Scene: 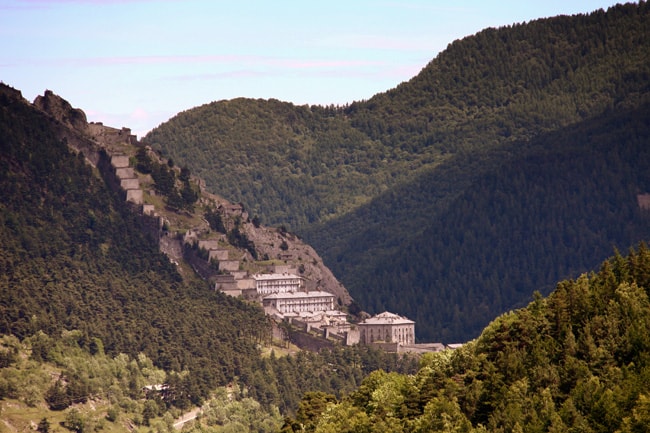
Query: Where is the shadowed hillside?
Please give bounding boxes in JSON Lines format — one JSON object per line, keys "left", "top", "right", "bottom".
{"left": 307, "top": 104, "right": 650, "bottom": 342}
{"left": 146, "top": 2, "right": 650, "bottom": 342}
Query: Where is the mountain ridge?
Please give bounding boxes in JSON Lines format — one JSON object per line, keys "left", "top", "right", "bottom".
{"left": 6, "top": 84, "right": 352, "bottom": 305}
{"left": 145, "top": 1, "right": 650, "bottom": 342}
{"left": 313, "top": 103, "right": 650, "bottom": 341}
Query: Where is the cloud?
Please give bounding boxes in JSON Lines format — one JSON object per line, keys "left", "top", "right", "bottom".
{"left": 280, "top": 59, "right": 385, "bottom": 69}
{"left": 341, "top": 34, "right": 437, "bottom": 52}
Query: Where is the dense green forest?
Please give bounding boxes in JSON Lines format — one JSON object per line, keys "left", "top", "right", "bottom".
{"left": 0, "top": 85, "right": 418, "bottom": 425}
{"left": 146, "top": 2, "right": 650, "bottom": 342}
{"left": 146, "top": 1, "right": 650, "bottom": 231}
{"left": 145, "top": 98, "right": 392, "bottom": 228}
{"left": 281, "top": 245, "right": 650, "bottom": 432}
{"left": 0, "top": 85, "right": 264, "bottom": 405}
{"left": 308, "top": 104, "right": 650, "bottom": 342}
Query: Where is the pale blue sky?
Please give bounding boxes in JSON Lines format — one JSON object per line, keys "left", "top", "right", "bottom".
{"left": 2, "top": 0, "right": 619, "bottom": 137}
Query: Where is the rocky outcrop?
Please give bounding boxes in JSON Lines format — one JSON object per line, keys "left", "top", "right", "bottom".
{"left": 0, "top": 82, "right": 24, "bottom": 102}
{"left": 33, "top": 90, "right": 88, "bottom": 132}
{"left": 243, "top": 223, "right": 352, "bottom": 305}
{"left": 26, "top": 89, "right": 106, "bottom": 167}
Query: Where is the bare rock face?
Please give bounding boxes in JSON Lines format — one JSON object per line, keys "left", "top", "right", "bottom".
{"left": 244, "top": 222, "right": 353, "bottom": 305}
{"left": 33, "top": 90, "right": 88, "bottom": 132}
{"left": 0, "top": 83, "right": 24, "bottom": 102}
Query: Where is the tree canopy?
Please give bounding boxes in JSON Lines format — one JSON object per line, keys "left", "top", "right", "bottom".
{"left": 283, "top": 244, "right": 650, "bottom": 432}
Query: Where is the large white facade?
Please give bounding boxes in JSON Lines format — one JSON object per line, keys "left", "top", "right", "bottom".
{"left": 253, "top": 273, "right": 304, "bottom": 295}
{"left": 262, "top": 291, "right": 335, "bottom": 314}
{"left": 358, "top": 311, "right": 415, "bottom": 345}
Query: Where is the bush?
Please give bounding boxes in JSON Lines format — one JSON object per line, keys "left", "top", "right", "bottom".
{"left": 37, "top": 418, "right": 50, "bottom": 433}
{"left": 106, "top": 406, "right": 119, "bottom": 422}
{"left": 64, "top": 408, "right": 85, "bottom": 433}
{"left": 45, "top": 379, "right": 71, "bottom": 411}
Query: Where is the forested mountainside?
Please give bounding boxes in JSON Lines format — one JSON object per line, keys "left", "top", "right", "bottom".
{"left": 146, "top": 98, "right": 389, "bottom": 229}
{"left": 146, "top": 2, "right": 650, "bottom": 342}
{"left": 0, "top": 84, "right": 265, "bottom": 400}
{"left": 307, "top": 103, "right": 650, "bottom": 342}
{"left": 281, "top": 245, "right": 650, "bottom": 432}
{"left": 0, "top": 85, "right": 418, "bottom": 429}
{"left": 343, "top": 2, "right": 650, "bottom": 152}
{"left": 147, "top": 2, "right": 650, "bottom": 232}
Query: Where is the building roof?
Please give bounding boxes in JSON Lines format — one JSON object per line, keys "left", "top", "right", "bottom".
{"left": 359, "top": 311, "right": 414, "bottom": 326}
{"left": 253, "top": 273, "right": 303, "bottom": 281}
{"left": 263, "top": 290, "right": 334, "bottom": 300}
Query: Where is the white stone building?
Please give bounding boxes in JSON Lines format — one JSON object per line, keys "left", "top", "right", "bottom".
{"left": 253, "top": 272, "right": 304, "bottom": 295}
{"left": 262, "top": 290, "right": 335, "bottom": 314}
{"left": 358, "top": 311, "right": 415, "bottom": 346}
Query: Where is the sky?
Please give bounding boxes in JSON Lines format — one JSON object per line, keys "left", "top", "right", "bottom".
{"left": 2, "top": 0, "right": 620, "bottom": 138}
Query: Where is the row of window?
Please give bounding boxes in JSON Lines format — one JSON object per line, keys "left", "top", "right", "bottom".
{"left": 257, "top": 281, "right": 303, "bottom": 294}
{"left": 362, "top": 326, "right": 414, "bottom": 344}
{"left": 275, "top": 300, "right": 333, "bottom": 312}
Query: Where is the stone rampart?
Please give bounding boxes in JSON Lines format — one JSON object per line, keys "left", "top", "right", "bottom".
{"left": 208, "top": 249, "right": 229, "bottom": 262}
{"left": 288, "top": 328, "right": 335, "bottom": 352}
{"left": 121, "top": 178, "right": 140, "bottom": 190}
{"left": 183, "top": 247, "right": 219, "bottom": 281}
{"left": 198, "top": 240, "right": 221, "bottom": 250}
{"left": 143, "top": 204, "right": 155, "bottom": 215}
{"left": 115, "top": 167, "right": 135, "bottom": 179}
{"left": 126, "top": 189, "right": 143, "bottom": 205}
{"left": 111, "top": 154, "right": 130, "bottom": 168}
{"left": 219, "top": 260, "right": 240, "bottom": 272}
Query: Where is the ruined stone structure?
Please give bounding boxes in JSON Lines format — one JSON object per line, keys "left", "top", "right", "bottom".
{"left": 219, "top": 260, "right": 241, "bottom": 272}
{"left": 88, "top": 122, "right": 137, "bottom": 145}
{"left": 18, "top": 86, "right": 353, "bottom": 318}
{"left": 208, "top": 249, "right": 229, "bottom": 262}
{"left": 198, "top": 240, "right": 220, "bottom": 250}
